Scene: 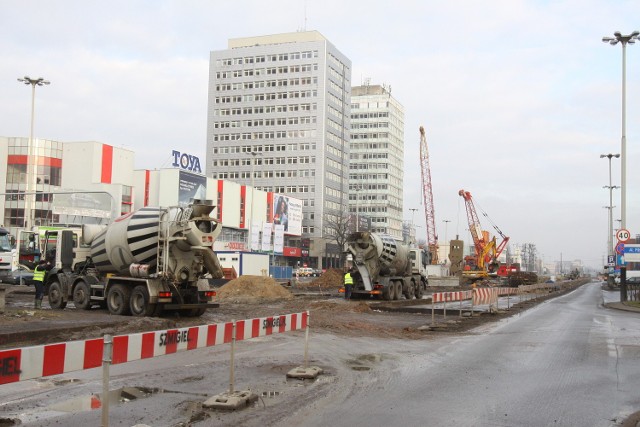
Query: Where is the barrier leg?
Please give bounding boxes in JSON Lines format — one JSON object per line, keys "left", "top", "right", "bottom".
{"left": 459, "top": 299, "right": 462, "bottom": 318}
{"left": 229, "top": 320, "right": 236, "bottom": 394}
{"left": 303, "top": 311, "right": 310, "bottom": 369}
{"left": 286, "top": 311, "right": 323, "bottom": 380}
{"left": 470, "top": 290, "right": 474, "bottom": 317}
{"left": 432, "top": 300, "right": 435, "bottom": 323}
{"left": 443, "top": 301, "right": 447, "bottom": 319}
{"left": 101, "top": 334, "right": 113, "bottom": 427}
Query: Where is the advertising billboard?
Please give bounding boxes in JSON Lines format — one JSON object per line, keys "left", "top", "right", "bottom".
{"left": 178, "top": 170, "right": 207, "bottom": 206}
{"left": 272, "top": 193, "right": 302, "bottom": 236}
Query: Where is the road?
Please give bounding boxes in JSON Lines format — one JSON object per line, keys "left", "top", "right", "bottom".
{"left": 1, "top": 281, "right": 638, "bottom": 426}
{"left": 290, "top": 282, "right": 640, "bottom": 427}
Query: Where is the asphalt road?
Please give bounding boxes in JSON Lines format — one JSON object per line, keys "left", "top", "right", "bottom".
{"left": 290, "top": 282, "right": 640, "bottom": 427}
{"left": 1, "top": 281, "right": 638, "bottom": 426}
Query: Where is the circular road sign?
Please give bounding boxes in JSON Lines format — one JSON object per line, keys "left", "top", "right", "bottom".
{"left": 616, "top": 242, "right": 625, "bottom": 255}
{"left": 616, "top": 229, "right": 631, "bottom": 243}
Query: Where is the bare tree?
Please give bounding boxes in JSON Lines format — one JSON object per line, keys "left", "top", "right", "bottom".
{"left": 323, "top": 210, "right": 354, "bottom": 268}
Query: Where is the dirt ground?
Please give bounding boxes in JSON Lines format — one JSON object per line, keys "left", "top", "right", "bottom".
{"left": 0, "top": 272, "right": 589, "bottom": 350}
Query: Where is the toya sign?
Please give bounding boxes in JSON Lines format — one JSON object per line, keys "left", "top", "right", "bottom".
{"left": 172, "top": 150, "right": 202, "bottom": 173}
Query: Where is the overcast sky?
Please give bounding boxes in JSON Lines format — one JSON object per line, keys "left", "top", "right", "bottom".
{"left": 2, "top": 0, "right": 639, "bottom": 269}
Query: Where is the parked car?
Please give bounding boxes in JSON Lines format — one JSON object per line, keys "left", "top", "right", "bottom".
{"left": 294, "top": 267, "right": 318, "bottom": 277}
{"left": 0, "top": 266, "right": 35, "bottom": 286}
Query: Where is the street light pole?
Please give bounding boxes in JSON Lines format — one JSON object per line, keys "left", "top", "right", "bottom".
{"left": 602, "top": 31, "right": 638, "bottom": 230}
{"left": 18, "top": 76, "right": 50, "bottom": 228}
{"left": 409, "top": 208, "right": 418, "bottom": 245}
{"left": 601, "top": 153, "right": 620, "bottom": 259}
{"left": 442, "top": 219, "right": 451, "bottom": 244}
{"left": 249, "top": 151, "right": 261, "bottom": 250}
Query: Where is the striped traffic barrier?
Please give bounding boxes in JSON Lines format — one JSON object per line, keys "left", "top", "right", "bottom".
{"left": 431, "top": 290, "right": 473, "bottom": 321}
{"left": 0, "top": 311, "right": 310, "bottom": 426}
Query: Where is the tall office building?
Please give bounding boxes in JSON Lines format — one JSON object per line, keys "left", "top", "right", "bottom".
{"left": 350, "top": 84, "right": 405, "bottom": 239}
{"left": 206, "top": 31, "right": 352, "bottom": 269}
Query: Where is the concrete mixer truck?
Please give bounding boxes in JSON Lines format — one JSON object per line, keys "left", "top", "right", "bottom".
{"left": 42, "top": 199, "right": 224, "bottom": 317}
{"left": 346, "top": 231, "right": 428, "bottom": 300}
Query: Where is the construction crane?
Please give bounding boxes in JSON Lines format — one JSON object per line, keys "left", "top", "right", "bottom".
{"left": 458, "top": 189, "right": 509, "bottom": 280}
{"left": 419, "top": 126, "right": 438, "bottom": 264}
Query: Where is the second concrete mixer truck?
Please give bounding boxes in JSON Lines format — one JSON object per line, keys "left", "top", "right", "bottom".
{"left": 42, "top": 199, "right": 224, "bottom": 317}
{"left": 346, "top": 231, "right": 429, "bottom": 300}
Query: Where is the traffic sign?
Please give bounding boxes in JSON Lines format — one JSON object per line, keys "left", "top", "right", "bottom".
{"left": 616, "top": 228, "right": 631, "bottom": 243}
{"left": 616, "top": 242, "right": 625, "bottom": 255}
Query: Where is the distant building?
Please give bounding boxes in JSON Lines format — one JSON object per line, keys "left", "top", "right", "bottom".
{"left": 206, "top": 30, "right": 352, "bottom": 269}
{"left": 350, "top": 84, "right": 404, "bottom": 239}
{"left": 0, "top": 137, "right": 132, "bottom": 234}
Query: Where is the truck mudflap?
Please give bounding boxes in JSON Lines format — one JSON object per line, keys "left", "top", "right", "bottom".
{"left": 162, "top": 303, "right": 220, "bottom": 310}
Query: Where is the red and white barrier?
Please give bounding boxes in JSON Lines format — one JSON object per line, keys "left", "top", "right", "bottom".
{"left": 431, "top": 290, "right": 473, "bottom": 303}
{"left": 0, "top": 312, "right": 308, "bottom": 386}
{"left": 472, "top": 288, "right": 498, "bottom": 306}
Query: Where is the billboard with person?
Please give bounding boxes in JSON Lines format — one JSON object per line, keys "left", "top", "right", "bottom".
{"left": 272, "top": 194, "right": 302, "bottom": 236}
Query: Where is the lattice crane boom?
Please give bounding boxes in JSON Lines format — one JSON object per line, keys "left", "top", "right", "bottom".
{"left": 419, "top": 126, "right": 438, "bottom": 264}
{"left": 458, "top": 189, "right": 510, "bottom": 263}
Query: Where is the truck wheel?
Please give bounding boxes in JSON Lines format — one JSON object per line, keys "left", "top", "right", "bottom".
{"left": 130, "top": 285, "right": 156, "bottom": 317}
{"left": 48, "top": 281, "right": 67, "bottom": 310}
{"left": 73, "top": 281, "right": 92, "bottom": 310}
{"left": 107, "top": 284, "right": 131, "bottom": 316}
{"left": 404, "top": 283, "right": 415, "bottom": 300}
{"left": 415, "top": 282, "right": 424, "bottom": 299}
{"left": 188, "top": 308, "right": 206, "bottom": 317}
{"left": 382, "top": 286, "right": 392, "bottom": 301}
{"left": 394, "top": 282, "right": 402, "bottom": 300}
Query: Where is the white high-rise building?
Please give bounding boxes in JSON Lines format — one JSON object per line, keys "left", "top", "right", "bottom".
{"left": 206, "top": 31, "right": 352, "bottom": 269}
{"left": 350, "top": 84, "right": 405, "bottom": 239}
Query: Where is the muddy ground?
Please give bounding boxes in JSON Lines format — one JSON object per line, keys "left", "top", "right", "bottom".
{"left": 0, "top": 272, "right": 590, "bottom": 350}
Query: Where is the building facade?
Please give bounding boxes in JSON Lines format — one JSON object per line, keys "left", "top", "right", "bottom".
{"left": 206, "top": 30, "right": 352, "bottom": 269}
{"left": 0, "top": 137, "right": 133, "bottom": 235}
{"left": 350, "top": 84, "right": 405, "bottom": 239}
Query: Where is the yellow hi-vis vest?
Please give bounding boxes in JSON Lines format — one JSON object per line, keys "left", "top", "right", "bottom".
{"left": 344, "top": 272, "right": 353, "bottom": 285}
{"left": 33, "top": 266, "right": 46, "bottom": 282}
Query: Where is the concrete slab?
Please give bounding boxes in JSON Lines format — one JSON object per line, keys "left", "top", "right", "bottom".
{"left": 203, "top": 390, "right": 258, "bottom": 410}
{"left": 286, "top": 365, "right": 323, "bottom": 379}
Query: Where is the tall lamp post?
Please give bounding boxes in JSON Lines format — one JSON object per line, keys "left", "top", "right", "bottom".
{"left": 409, "top": 208, "right": 418, "bottom": 244}
{"left": 601, "top": 153, "right": 620, "bottom": 259}
{"left": 442, "top": 219, "right": 451, "bottom": 244}
{"left": 18, "top": 76, "right": 50, "bottom": 228}
{"left": 249, "top": 151, "right": 261, "bottom": 250}
{"left": 602, "top": 31, "right": 638, "bottom": 230}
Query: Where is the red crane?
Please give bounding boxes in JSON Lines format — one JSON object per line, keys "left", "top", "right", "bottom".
{"left": 419, "top": 126, "right": 438, "bottom": 264}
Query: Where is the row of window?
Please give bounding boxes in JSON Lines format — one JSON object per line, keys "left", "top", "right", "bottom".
{"left": 216, "top": 51, "right": 318, "bottom": 67}
{"left": 213, "top": 129, "right": 316, "bottom": 141}
{"left": 3, "top": 208, "right": 59, "bottom": 228}
{"left": 216, "top": 103, "right": 317, "bottom": 116}
{"left": 5, "top": 139, "right": 64, "bottom": 158}
{"left": 351, "top": 122, "right": 390, "bottom": 129}
{"left": 214, "top": 90, "right": 319, "bottom": 104}
{"left": 213, "top": 156, "right": 316, "bottom": 167}
{"left": 351, "top": 112, "right": 390, "bottom": 119}
{"left": 212, "top": 143, "right": 317, "bottom": 154}
{"left": 349, "top": 163, "right": 389, "bottom": 170}
{"left": 6, "top": 164, "right": 62, "bottom": 186}
{"left": 215, "top": 77, "right": 317, "bottom": 92}
{"left": 212, "top": 116, "right": 317, "bottom": 129}
{"left": 215, "top": 63, "right": 317, "bottom": 79}
{"left": 351, "top": 133, "right": 390, "bottom": 140}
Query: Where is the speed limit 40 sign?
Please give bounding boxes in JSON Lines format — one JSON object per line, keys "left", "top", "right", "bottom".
{"left": 616, "top": 228, "right": 631, "bottom": 243}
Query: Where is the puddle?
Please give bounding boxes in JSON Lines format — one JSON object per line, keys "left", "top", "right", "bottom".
{"left": 47, "top": 386, "right": 159, "bottom": 412}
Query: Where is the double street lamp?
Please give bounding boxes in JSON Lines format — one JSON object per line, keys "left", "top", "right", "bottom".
{"left": 17, "top": 76, "right": 50, "bottom": 228}
{"left": 602, "top": 31, "right": 639, "bottom": 230}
